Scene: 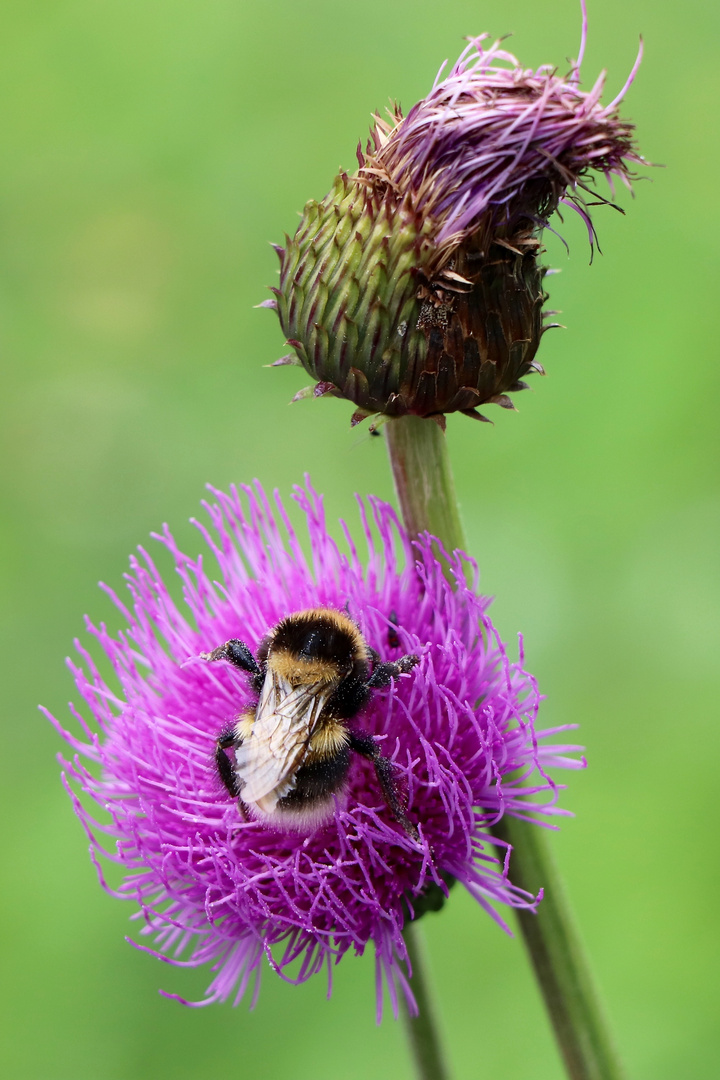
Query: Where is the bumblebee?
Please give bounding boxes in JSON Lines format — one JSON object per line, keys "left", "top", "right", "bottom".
{"left": 204, "top": 608, "right": 420, "bottom": 838}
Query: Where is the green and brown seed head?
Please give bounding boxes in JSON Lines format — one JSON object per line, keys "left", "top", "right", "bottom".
{"left": 266, "top": 34, "right": 643, "bottom": 427}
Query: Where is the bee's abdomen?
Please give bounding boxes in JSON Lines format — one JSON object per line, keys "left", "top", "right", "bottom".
{"left": 277, "top": 745, "right": 351, "bottom": 808}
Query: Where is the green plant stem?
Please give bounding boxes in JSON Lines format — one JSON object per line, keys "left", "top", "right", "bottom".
{"left": 385, "top": 414, "right": 625, "bottom": 1080}
{"left": 384, "top": 415, "right": 465, "bottom": 550}
{"left": 491, "top": 815, "right": 624, "bottom": 1080}
{"left": 401, "top": 921, "right": 451, "bottom": 1080}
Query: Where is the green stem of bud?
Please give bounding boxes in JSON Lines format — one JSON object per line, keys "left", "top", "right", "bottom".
{"left": 384, "top": 416, "right": 465, "bottom": 577}
{"left": 385, "top": 414, "right": 625, "bottom": 1080}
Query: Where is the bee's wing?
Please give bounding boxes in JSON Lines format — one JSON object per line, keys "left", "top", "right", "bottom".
{"left": 235, "top": 672, "right": 333, "bottom": 805}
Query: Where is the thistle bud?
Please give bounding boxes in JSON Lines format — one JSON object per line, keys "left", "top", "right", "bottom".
{"left": 270, "top": 23, "right": 643, "bottom": 424}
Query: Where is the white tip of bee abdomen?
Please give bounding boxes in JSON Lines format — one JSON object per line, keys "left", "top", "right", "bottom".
{"left": 245, "top": 791, "right": 347, "bottom": 833}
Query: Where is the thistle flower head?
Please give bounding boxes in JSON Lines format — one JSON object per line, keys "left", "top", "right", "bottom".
{"left": 363, "top": 32, "right": 640, "bottom": 257}
{"left": 46, "top": 482, "right": 583, "bottom": 1015}
{"left": 270, "top": 10, "right": 643, "bottom": 425}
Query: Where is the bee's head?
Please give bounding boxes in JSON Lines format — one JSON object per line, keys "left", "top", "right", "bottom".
{"left": 263, "top": 608, "right": 369, "bottom": 687}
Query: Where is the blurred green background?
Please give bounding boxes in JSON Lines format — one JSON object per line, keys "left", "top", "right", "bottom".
{"left": 1, "top": 0, "right": 717, "bottom": 1077}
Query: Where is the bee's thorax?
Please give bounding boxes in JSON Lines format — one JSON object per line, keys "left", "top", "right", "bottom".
{"left": 267, "top": 650, "right": 343, "bottom": 687}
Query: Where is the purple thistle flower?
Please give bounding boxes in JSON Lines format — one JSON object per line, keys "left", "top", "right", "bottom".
{"left": 46, "top": 481, "right": 584, "bottom": 1016}
{"left": 362, "top": 25, "right": 643, "bottom": 255}
{"left": 271, "top": 4, "right": 644, "bottom": 425}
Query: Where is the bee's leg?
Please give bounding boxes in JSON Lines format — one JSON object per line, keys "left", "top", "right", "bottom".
{"left": 215, "top": 727, "right": 241, "bottom": 798}
{"left": 203, "top": 639, "right": 259, "bottom": 674}
{"left": 202, "top": 639, "right": 264, "bottom": 693}
{"left": 366, "top": 652, "right": 419, "bottom": 689}
{"left": 349, "top": 731, "right": 419, "bottom": 843}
